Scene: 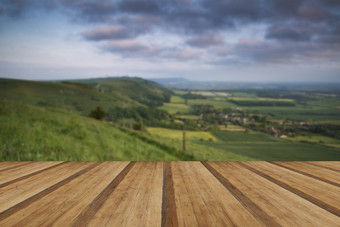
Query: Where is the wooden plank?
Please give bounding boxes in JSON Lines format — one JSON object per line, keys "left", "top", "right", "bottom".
{"left": 87, "top": 162, "right": 163, "bottom": 227}
{"left": 0, "top": 162, "right": 94, "bottom": 213}
{"left": 72, "top": 162, "right": 134, "bottom": 227}
{"left": 0, "top": 162, "right": 129, "bottom": 226}
{"left": 176, "top": 162, "right": 263, "bottom": 227}
{"left": 306, "top": 161, "right": 340, "bottom": 172}
{"left": 271, "top": 162, "right": 340, "bottom": 187}
{"left": 202, "top": 162, "right": 276, "bottom": 226}
{"left": 0, "top": 161, "right": 339, "bottom": 226}
{"left": 162, "top": 162, "right": 178, "bottom": 227}
{"left": 206, "top": 162, "right": 340, "bottom": 226}
{"left": 0, "top": 162, "right": 34, "bottom": 172}
{"left": 0, "top": 162, "right": 65, "bottom": 188}
{"left": 0, "top": 161, "right": 63, "bottom": 185}
{"left": 240, "top": 161, "right": 340, "bottom": 216}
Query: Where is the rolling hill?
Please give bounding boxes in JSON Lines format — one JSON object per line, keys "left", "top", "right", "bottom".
{"left": 0, "top": 77, "right": 173, "bottom": 117}
{"left": 0, "top": 99, "right": 190, "bottom": 161}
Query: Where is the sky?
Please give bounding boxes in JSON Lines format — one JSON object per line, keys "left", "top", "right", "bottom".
{"left": 0, "top": 0, "right": 340, "bottom": 82}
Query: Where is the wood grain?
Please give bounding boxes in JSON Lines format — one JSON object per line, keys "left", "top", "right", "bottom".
{"left": 87, "top": 162, "right": 163, "bottom": 227}
{"left": 0, "top": 161, "right": 339, "bottom": 226}
{"left": 162, "top": 162, "right": 178, "bottom": 227}
{"left": 0, "top": 162, "right": 94, "bottom": 213}
{"left": 0, "top": 162, "right": 129, "bottom": 226}
{"left": 271, "top": 161, "right": 340, "bottom": 187}
{"left": 0, "top": 162, "right": 34, "bottom": 172}
{"left": 202, "top": 162, "right": 276, "bottom": 226}
{"left": 240, "top": 161, "right": 340, "bottom": 216}
{"left": 306, "top": 161, "right": 340, "bottom": 172}
{"left": 206, "top": 162, "right": 340, "bottom": 226}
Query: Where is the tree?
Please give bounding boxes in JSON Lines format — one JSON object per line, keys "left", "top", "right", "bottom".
{"left": 89, "top": 106, "right": 106, "bottom": 120}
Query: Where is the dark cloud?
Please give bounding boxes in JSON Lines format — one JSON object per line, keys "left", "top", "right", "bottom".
{"left": 102, "top": 40, "right": 151, "bottom": 55}
{"left": 100, "top": 39, "right": 200, "bottom": 62}
{"left": 2, "top": 0, "right": 340, "bottom": 65}
{"left": 82, "top": 26, "right": 130, "bottom": 41}
{"left": 202, "top": 0, "right": 263, "bottom": 21}
{"left": 298, "top": 3, "right": 328, "bottom": 21}
{"left": 234, "top": 37, "right": 340, "bottom": 64}
{"left": 266, "top": 24, "right": 313, "bottom": 41}
{"left": 60, "top": 0, "right": 116, "bottom": 22}
{"left": 186, "top": 33, "right": 224, "bottom": 48}
{"left": 118, "top": 0, "right": 160, "bottom": 14}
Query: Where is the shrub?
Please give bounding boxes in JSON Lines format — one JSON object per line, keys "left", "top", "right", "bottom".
{"left": 89, "top": 106, "right": 106, "bottom": 120}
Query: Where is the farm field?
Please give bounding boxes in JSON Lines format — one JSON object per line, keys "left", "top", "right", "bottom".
{"left": 147, "top": 127, "right": 340, "bottom": 161}
{"left": 188, "top": 99, "right": 236, "bottom": 108}
{"left": 1, "top": 77, "right": 339, "bottom": 161}
{"left": 158, "top": 103, "right": 190, "bottom": 114}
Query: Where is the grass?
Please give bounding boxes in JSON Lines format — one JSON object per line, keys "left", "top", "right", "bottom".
{"left": 170, "top": 96, "right": 186, "bottom": 104}
{"left": 228, "top": 97, "right": 295, "bottom": 102}
{"left": 242, "top": 105, "right": 340, "bottom": 121}
{"left": 148, "top": 127, "right": 217, "bottom": 142}
{"left": 220, "top": 124, "right": 246, "bottom": 131}
{"left": 191, "top": 91, "right": 216, "bottom": 96}
{"left": 188, "top": 99, "right": 236, "bottom": 108}
{"left": 285, "top": 135, "right": 340, "bottom": 148}
{"left": 158, "top": 103, "right": 190, "bottom": 114}
{"left": 147, "top": 127, "right": 254, "bottom": 161}
{"left": 316, "top": 120, "right": 340, "bottom": 125}
{"left": 176, "top": 115, "right": 201, "bottom": 120}
{"left": 0, "top": 99, "right": 187, "bottom": 161}
{"left": 147, "top": 127, "right": 340, "bottom": 161}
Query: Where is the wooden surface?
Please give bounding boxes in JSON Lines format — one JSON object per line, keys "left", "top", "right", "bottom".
{"left": 0, "top": 162, "right": 339, "bottom": 226}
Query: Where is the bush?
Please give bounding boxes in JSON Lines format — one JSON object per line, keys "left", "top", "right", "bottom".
{"left": 89, "top": 106, "right": 106, "bottom": 120}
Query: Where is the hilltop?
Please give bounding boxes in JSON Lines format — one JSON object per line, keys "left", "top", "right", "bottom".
{"left": 0, "top": 77, "right": 173, "bottom": 121}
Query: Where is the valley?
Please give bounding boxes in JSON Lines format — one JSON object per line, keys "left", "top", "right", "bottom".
{"left": 1, "top": 77, "right": 339, "bottom": 161}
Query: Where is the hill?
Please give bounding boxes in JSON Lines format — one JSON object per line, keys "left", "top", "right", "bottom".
{"left": 0, "top": 99, "right": 191, "bottom": 161}
{"left": 0, "top": 77, "right": 173, "bottom": 123}
{"left": 73, "top": 77, "right": 173, "bottom": 107}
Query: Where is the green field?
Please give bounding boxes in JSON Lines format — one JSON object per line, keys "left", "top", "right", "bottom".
{"left": 242, "top": 105, "right": 340, "bottom": 121}
{"left": 148, "top": 127, "right": 340, "bottom": 161}
{"left": 1, "top": 77, "right": 339, "bottom": 161}
{"left": 188, "top": 99, "right": 236, "bottom": 108}
{"left": 170, "top": 96, "right": 186, "bottom": 104}
{"left": 176, "top": 115, "right": 201, "bottom": 120}
{"left": 158, "top": 103, "right": 190, "bottom": 114}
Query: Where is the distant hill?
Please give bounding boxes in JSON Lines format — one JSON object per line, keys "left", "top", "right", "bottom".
{"left": 149, "top": 77, "right": 340, "bottom": 91}
{"left": 73, "top": 77, "right": 173, "bottom": 107}
{"left": 0, "top": 77, "right": 173, "bottom": 116}
{"left": 149, "top": 77, "right": 257, "bottom": 90}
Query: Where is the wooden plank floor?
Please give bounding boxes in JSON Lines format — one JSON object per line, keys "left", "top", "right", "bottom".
{"left": 0, "top": 162, "right": 339, "bottom": 226}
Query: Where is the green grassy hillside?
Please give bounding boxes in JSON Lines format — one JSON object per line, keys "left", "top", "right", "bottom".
{"left": 73, "top": 77, "right": 173, "bottom": 107}
{"left": 0, "top": 77, "right": 172, "bottom": 116}
{"left": 0, "top": 99, "right": 189, "bottom": 161}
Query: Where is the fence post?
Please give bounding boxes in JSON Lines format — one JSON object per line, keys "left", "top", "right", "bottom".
{"left": 182, "top": 131, "right": 186, "bottom": 153}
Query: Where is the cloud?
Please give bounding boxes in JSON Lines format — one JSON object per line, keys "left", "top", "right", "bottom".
{"left": 186, "top": 33, "right": 224, "bottom": 48}
{"left": 82, "top": 26, "right": 130, "bottom": 41}
{"left": 2, "top": 0, "right": 340, "bottom": 66}
{"left": 265, "top": 24, "right": 313, "bottom": 42}
{"left": 118, "top": 0, "right": 160, "bottom": 14}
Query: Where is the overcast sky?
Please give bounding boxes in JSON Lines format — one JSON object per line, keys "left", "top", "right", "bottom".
{"left": 0, "top": 0, "right": 340, "bottom": 82}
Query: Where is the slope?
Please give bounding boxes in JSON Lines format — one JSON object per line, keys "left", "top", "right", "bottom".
{"left": 0, "top": 99, "right": 188, "bottom": 161}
